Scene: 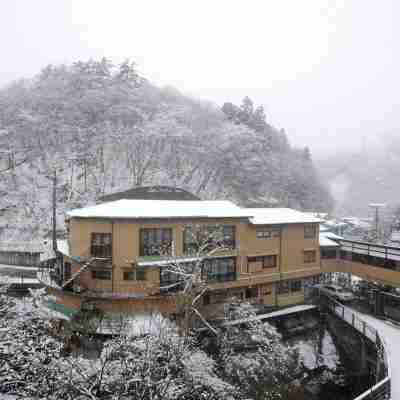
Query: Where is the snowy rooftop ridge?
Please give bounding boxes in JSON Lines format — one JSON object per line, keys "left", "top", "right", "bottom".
{"left": 67, "top": 200, "right": 322, "bottom": 224}
{"left": 67, "top": 199, "right": 252, "bottom": 219}
{"left": 246, "top": 208, "right": 322, "bottom": 225}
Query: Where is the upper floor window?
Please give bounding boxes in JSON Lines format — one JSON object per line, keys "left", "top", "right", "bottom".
{"left": 304, "top": 225, "right": 317, "bottom": 239}
{"left": 256, "top": 227, "right": 280, "bottom": 239}
{"left": 304, "top": 250, "right": 317, "bottom": 263}
{"left": 123, "top": 269, "right": 146, "bottom": 281}
{"left": 247, "top": 255, "right": 277, "bottom": 269}
{"left": 291, "top": 280, "right": 302, "bottom": 292}
{"left": 92, "top": 270, "right": 111, "bottom": 280}
{"left": 140, "top": 228, "right": 172, "bottom": 257}
{"left": 183, "top": 225, "right": 235, "bottom": 255}
{"left": 202, "top": 257, "right": 236, "bottom": 283}
{"left": 91, "top": 233, "right": 112, "bottom": 258}
{"left": 321, "top": 248, "right": 337, "bottom": 259}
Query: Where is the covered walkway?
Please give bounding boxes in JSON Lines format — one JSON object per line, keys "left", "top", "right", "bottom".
{"left": 321, "top": 238, "right": 400, "bottom": 287}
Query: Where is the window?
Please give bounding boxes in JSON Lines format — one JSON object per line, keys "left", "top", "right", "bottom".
{"left": 256, "top": 227, "right": 280, "bottom": 239}
{"left": 91, "top": 233, "right": 112, "bottom": 258}
{"left": 321, "top": 248, "right": 337, "bottom": 259}
{"left": 304, "top": 250, "right": 317, "bottom": 263}
{"left": 277, "top": 281, "right": 290, "bottom": 295}
{"left": 291, "top": 280, "right": 302, "bottom": 292}
{"left": 247, "top": 255, "right": 277, "bottom": 269}
{"left": 245, "top": 287, "right": 258, "bottom": 299}
{"left": 160, "top": 262, "right": 197, "bottom": 292}
{"left": 123, "top": 269, "right": 146, "bottom": 281}
{"left": 304, "top": 225, "right": 317, "bottom": 239}
{"left": 183, "top": 225, "right": 235, "bottom": 254}
{"left": 92, "top": 270, "right": 111, "bottom": 280}
{"left": 262, "top": 255, "right": 277, "bottom": 268}
{"left": 140, "top": 228, "right": 172, "bottom": 256}
{"left": 64, "top": 262, "right": 71, "bottom": 281}
{"left": 202, "top": 257, "right": 236, "bottom": 282}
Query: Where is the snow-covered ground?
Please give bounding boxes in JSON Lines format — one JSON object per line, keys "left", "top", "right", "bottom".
{"left": 293, "top": 330, "right": 339, "bottom": 370}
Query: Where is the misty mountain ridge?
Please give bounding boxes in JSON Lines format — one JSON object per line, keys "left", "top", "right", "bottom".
{"left": 0, "top": 59, "right": 333, "bottom": 241}
{"left": 317, "top": 129, "right": 400, "bottom": 218}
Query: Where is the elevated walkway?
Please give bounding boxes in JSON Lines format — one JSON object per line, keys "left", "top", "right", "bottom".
{"left": 322, "top": 239, "right": 400, "bottom": 287}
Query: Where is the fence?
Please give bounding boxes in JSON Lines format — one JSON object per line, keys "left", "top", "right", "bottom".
{"left": 320, "top": 294, "right": 391, "bottom": 400}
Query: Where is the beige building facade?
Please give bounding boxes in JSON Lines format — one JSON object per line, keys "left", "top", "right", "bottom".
{"left": 46, "top": 200, "right": 324, "bottom": 317}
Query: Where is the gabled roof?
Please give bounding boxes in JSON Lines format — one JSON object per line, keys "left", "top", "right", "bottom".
{"left": 246, "top": 208, "right": 322, "bottom": 225}
{"left": 98, "top": 186, "right": 200, "bottom": 202}
{"left": 67, "top": 199, "right": 251, "bottom": 219}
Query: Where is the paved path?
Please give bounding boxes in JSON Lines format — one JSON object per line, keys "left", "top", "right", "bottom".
{"left": 350, "top": 308, "right": 400, "bottom": 399}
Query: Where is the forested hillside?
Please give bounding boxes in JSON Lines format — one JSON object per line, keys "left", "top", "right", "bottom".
{"left": 0, "top": 59, "right": 333, "bottom": 240}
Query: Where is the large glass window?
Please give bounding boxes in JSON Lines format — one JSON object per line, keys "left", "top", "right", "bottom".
{"left": 304, "top": 225, "right": 317, "bottom": 239}
{"left": 90, "top": 233, "right": 112, "bottom": 258}
{"left": 140, "top": 228, "right": 172, "bottom": 256}
{"left": 91, "top": 270, "right": 111, "bottom": 280}
{"left": 160, "top": 261, "right": 197, "bottom": 292}
{"left": 202, "top": 257, "right": 236, "bottom": 282}
{"left": 183, "top": 225, "right": 235, "bottom": 254}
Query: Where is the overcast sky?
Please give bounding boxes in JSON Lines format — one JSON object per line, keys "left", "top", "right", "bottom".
{"left": 1, "top": 0, "right": 399, "bottom": 156}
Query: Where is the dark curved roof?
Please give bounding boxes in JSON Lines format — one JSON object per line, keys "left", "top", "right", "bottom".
{"left": 98, "top": 186, "right": 200, "bottom": 203}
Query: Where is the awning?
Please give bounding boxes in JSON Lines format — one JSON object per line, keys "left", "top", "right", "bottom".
{"left": 41, "top": 299, "right": 78, "bottom": 320}
{"left": 136, "top": 255, "right": 201, "bottom": 267}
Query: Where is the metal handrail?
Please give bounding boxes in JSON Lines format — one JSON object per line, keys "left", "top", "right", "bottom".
{"left": 339, "top": 239, "right": 400, "bottom": 261}
{"left": 321, "top": 294, "right": 391, "bottom": 400}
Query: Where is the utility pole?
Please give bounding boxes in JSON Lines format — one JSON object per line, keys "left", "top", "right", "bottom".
{"left": 369, "top": 203, "right": 386, "bottom": 243}
{"left": 52, "top": 168, "right": 58, "bottom": 253}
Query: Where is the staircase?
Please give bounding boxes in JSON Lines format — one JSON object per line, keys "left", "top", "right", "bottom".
{"left": 62, "top": 258, "right": 95, "bottom": 289}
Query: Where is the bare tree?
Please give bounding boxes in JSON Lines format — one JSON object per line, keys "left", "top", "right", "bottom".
{"left": 159, "top": 223, "right": 235, "bottom": 335}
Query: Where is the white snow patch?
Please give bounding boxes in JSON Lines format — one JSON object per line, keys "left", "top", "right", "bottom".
{"left": 67, "top": 199, "right": 251, "bottom": 219}
{"left": 294, "top": 331, "right": 339, "bottom": 370}
{"left": 248, "top": 208, "right": 322, "bottom": 225}
{"left": 222, "top": 304, "right": 316, "bottom": 327}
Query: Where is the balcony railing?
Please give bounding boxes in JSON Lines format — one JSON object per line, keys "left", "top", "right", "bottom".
{"left": 339, "top": 239, "right": 400, "bottom": 271}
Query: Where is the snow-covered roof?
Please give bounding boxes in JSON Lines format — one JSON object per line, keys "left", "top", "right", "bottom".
{"left": 67, "top": 199, "right": 251, "bottom": 219}
{"left": 321, "top": 232, "right": 343, "bottom": 240}
{"left": 0, "top": 241, "right": 46, "bottom": 253}
{"left": 56, "top": 239, "right": 70, "bottom": 257}
{"left": 319, "top": 234, "right": 340, "bottom": 247}
{"left": 305, "top": 212, "right": 328, "bottom": 219}
{"left": 247, "top": 208, "right": 322, "bottom": 225}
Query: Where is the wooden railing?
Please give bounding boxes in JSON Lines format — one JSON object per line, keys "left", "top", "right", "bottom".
{"left": 320, "top": 294, "right": 391, "bottom": 400}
